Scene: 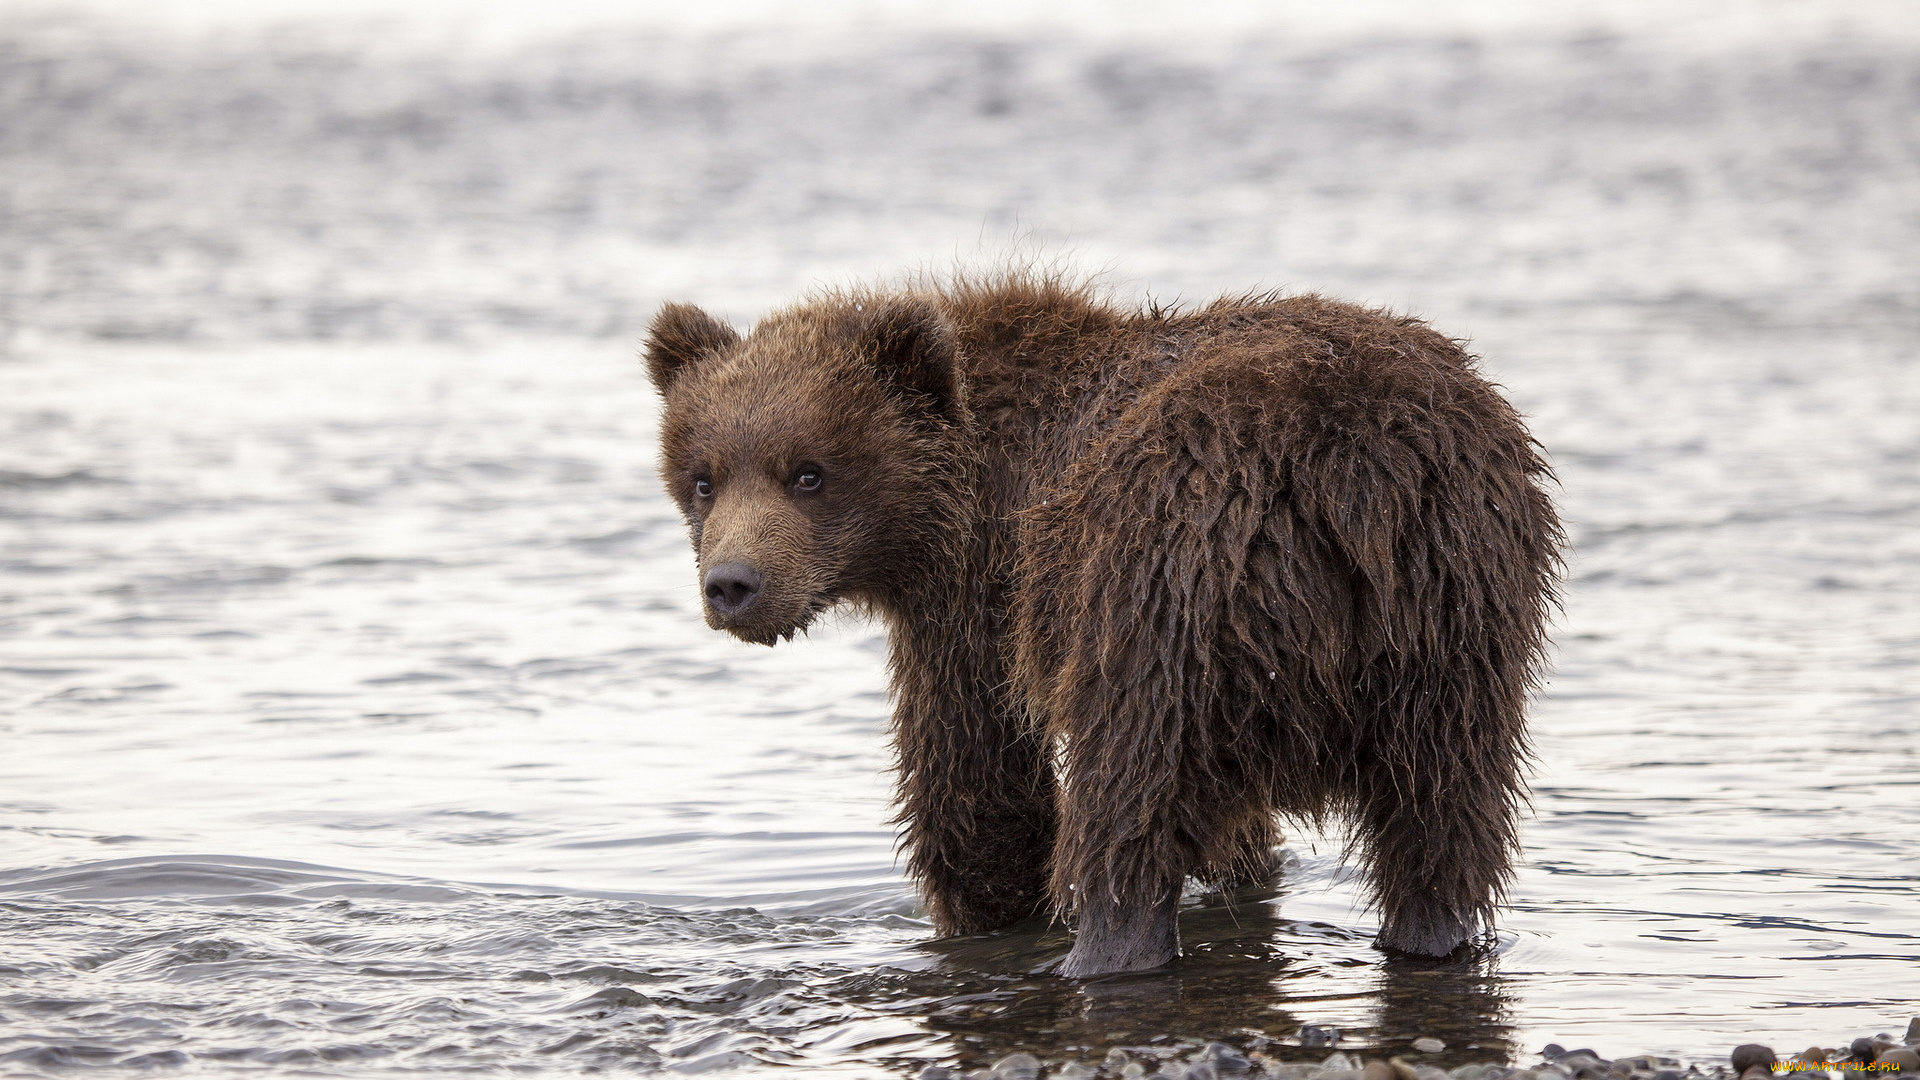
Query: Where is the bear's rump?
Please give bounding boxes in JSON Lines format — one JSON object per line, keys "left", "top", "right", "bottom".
{"left": 1006, "top": 341, "right": 1552, "bottom": 806}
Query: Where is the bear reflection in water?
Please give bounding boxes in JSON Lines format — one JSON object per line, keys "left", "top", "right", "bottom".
{"left": 644, "top": 272, "right": 1561, "bottom": 978}
{"left": 900, "top": 886, "right": 1517, "bottom": 1070}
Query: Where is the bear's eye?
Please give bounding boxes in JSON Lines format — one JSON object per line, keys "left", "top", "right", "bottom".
{"left": 793, "top": 469, "right": 823, "bottom": 493}
{"left": 693, "top": 478, "right": 714, "bottom": 498}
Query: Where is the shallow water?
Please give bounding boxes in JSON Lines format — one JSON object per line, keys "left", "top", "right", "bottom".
{"left": 2, "top": 6, "right": 1918, "bottom": 1076}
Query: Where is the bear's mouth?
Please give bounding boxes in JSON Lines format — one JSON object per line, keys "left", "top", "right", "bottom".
{"left": 726, "top": 621, "right": 798, "bottom": 647}
{"left": 713, "top": 597, "right": 833, "bottom": 647}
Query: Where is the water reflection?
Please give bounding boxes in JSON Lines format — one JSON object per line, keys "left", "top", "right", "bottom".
{"left": 1367, "top": 955, "right": 1516, "bottom": 1064}
{"left": 864, "top": 883, "right": 1517, "bottom": 1072}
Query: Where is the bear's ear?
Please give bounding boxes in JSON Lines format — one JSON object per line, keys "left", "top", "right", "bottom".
{"left": 645, "top": 303, "right": 738, "bottom": 392}
{"left": 862, "top": 299, "right": 962, "bottom": 419}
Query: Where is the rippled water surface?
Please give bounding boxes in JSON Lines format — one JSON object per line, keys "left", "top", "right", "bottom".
{"left": 1, "top": 4, "right": 1917, "bottom": 1075}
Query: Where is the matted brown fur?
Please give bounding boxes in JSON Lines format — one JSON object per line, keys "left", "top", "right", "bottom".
{"left": 644, "top": 272, "right": 1562, "bottom": 976}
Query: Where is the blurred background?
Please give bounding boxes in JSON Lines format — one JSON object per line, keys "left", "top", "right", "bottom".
{"left": 7, "top": 0, "right": 1918, "bottom": 341}
{"left": 1, "top": 0, "right": 1916, "bottom": 1075}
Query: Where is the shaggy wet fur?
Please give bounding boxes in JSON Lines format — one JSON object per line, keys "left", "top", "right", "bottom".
{"left": 646, "top": 273, "right": 1561, "bottom": 975}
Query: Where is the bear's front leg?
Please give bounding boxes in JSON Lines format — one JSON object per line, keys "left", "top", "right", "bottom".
{"left": 888, "top": 617, "right": 1057, "bottom": 936}
{"left": 894, "top": 748, "right": 1056, "bottom": 936}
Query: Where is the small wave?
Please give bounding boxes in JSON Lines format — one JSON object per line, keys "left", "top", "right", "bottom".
{"left": 0, "top": 468, "right": 125, "bottom": 489}
{"left": 0, "top": 855, "right": 486, "bottom": 903}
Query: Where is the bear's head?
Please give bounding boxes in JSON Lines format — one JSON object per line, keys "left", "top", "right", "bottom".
{"left": 645, "top": 297, "right": 971, "bottom": 645}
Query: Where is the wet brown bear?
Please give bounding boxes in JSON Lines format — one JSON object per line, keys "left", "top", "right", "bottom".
{"left": 644, "top": 273, "right": 1560, "bottom": 977}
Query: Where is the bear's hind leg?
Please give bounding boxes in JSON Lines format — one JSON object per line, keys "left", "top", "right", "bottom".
{"left": 1048, "top": 671, "right": 1281, "bottom": 977}
{"left": 1057, "top": 884, "right": 1182, "bottom": 978}
{"left": 1357, "top": 748, "right": 1523, "bottom": 957}
{"left": 1203, "top": 813, "right": 1283, "bottom": 893}
{"left": 1019, "top": 497, "right": 1282, "bottom": 977}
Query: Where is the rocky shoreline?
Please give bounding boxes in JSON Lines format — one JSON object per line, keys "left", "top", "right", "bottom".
{"left": 922, "top": 1018, "right": 1920, "bottom": 1080}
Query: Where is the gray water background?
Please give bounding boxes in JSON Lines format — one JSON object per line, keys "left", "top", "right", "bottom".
{"left": 1, "top": 2, "right": 1916, "bottom": 1074}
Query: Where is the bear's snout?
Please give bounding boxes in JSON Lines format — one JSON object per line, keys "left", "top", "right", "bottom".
{"left": 702, "top": 561, "right": 764, "bottom": 618}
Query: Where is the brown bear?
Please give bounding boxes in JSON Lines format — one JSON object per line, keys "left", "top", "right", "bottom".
{"left": 644, "top": 272, "right": 1561, "bottom": 977}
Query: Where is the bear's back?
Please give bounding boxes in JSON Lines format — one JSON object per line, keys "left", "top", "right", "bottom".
{"left": 936, "top": 279, "right": 1487, "bottom": 510}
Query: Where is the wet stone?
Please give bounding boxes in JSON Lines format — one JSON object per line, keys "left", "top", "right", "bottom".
{"left": 1731, "top": 1046, "right": 1775, "bottom": 1074}
{"left": 1876, "top": 1049, "right": 1919, "bottom": 1074}
{"left": 1364, "top": 1059, "right": 1399, "bottom": 1080}
{"left": 1302, "top": 1027, "right": 1344, "bottom": 1049}
{"left": 1196, "top": 1042, "right": 1251, "bottom": 1071}
{"left": 1413, "top": 1039, "right": 1447, "bottom": 1055}
{"left": 991, "top": 1052, "right": 1041, "bottom": 1080}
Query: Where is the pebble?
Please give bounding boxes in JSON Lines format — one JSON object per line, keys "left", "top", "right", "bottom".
{"left": 1548, "top": 1051, "right": 1606, "bottom": 1080}
{"left": 1877, "top": 1049, "right": 1919, "bottom": 1074}
{"left": 1363, "top": 1060, "right": 1398, "bottom": 1080}
{"left": 1302, "top": 1027, "right": 1344, "bottom": 1049}
{"left": 1414, "top": 1039, "right": 1448, "bottom": 1055}
{"left": 1730, "top": 1046, "right": 1775, "bottom": 1075}
{"left": 991, "top": 1052, "right": 1040, "bottom": 1080}
{"left": 1057, "top": 1062, "right": 1099, "bottom": 1080}
{"left": 1197, "top": 1042, "right": 1253, "bottom": 1071}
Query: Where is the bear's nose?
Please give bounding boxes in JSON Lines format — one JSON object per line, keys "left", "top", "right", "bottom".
{"left": 703, "top": 562, "right": 764, "bottom": 617}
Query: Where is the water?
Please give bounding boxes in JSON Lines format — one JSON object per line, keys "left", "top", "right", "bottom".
{"left": 1, "top": 4, "right": 1917, "bottom": 1075}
